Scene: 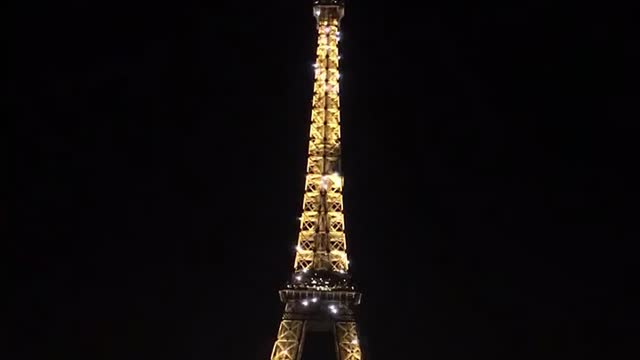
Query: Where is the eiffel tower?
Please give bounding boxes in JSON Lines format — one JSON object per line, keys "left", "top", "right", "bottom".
{"left": 269, "top": 1, "right": 363, "bottom": 359}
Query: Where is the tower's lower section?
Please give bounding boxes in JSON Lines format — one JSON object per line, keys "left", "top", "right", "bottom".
{"left": 269, "top": 289, "right": 363, "bottom": 360}
{"left": 270, "top": 320, "right": 362, "bottom": 360}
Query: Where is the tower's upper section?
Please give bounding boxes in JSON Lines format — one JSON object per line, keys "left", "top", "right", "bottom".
{"left": 313, "top": 0, "right": 344, "bottom": 4}
{"left": 313, "top": 0, "right": 344, "bottom": 22}
{"left": 290, "top": 0, "right": 349, "bottom": 283}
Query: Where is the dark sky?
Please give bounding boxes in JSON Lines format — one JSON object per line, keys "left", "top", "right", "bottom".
{"left": 13, "top": 1, "right": 640, "bottom": 359}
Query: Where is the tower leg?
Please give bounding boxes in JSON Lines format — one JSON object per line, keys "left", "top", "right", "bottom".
{"left": 270, "top": 320, "right": 305, "bottom": 360}
{"left": 335, "top": 321, "right": 362, "bottom": 360}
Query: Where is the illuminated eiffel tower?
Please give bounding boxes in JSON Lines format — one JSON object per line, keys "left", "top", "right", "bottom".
{"left": 268, "top": 1, "right": 363, "bottom": 359}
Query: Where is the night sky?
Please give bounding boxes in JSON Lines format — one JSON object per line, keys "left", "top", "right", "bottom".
{"left": 14, "top": 1, "right": 640, "bottom": 359}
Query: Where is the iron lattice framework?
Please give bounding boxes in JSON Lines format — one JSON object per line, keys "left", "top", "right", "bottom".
{"left": 269, "top": 1, "right": 363, "bottom": 359}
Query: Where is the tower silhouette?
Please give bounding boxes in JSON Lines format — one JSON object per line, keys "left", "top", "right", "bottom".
{"left": 268, "top": 1, "right": 363, "bottom": 359}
